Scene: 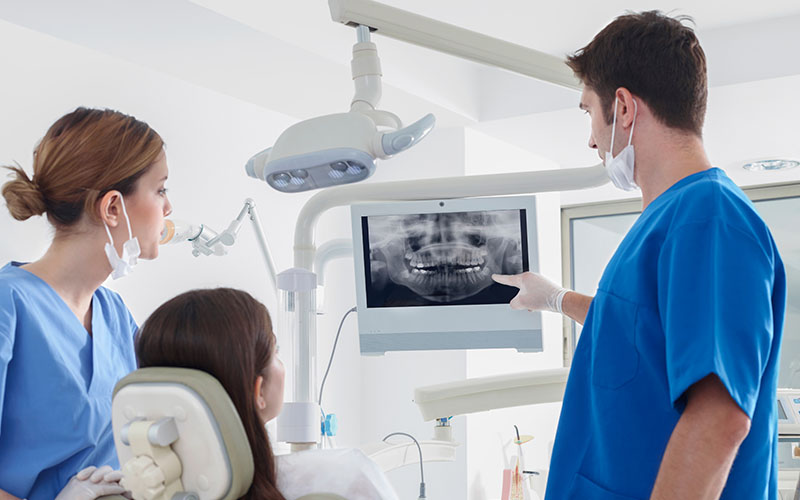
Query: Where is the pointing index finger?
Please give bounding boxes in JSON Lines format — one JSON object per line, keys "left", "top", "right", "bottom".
{"left": 492, "top": 273, "right": 521, "bottom": 288}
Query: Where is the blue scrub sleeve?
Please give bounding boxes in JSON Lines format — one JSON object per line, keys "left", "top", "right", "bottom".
{"left": 128, "top": 309, "right": 139, "bottom": 339}
{"left": 0, "top": 291, "right": 16, "bottom": 438}
{"left": 658, "top": 217, "right": 775, "bottom": 418}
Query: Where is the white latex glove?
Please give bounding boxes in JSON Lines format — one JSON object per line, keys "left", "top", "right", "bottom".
{"left": 492, "top": 272, "right": 569, "bottom": 313}
{"left": 55, "top": 465, "right": 126, "bottom": 500}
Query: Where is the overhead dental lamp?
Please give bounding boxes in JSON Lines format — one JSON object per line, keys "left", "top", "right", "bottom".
{"left": 245, "top": 25, "right": 436, "bottom": 192}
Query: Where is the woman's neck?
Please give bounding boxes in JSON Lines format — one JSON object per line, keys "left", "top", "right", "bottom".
{"left": 23, "top": 228, "right": 111, "bottom": 318}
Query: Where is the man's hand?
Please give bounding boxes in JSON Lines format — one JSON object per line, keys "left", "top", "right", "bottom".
{"left": 492, "top": 272, "right": 568, "bottom": 313}
{"left": 650, "top": 374, "right": 751, "bottom": 500}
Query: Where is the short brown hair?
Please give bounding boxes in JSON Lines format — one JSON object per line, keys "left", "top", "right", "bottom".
{"left": 2, "top": 107, "right": 164, "bottom": 226}
{"left": 137, "top": 288, "right": 285, "bottom": 500}
{"left": 567, "top": 11, "right": 707, "bottom": 135}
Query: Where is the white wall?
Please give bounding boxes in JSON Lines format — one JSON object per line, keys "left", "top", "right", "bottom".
{"left": 462, "top": 129, "right": 564, "bottom": 500}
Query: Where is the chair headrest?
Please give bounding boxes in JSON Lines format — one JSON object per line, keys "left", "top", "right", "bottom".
{"left": 112, "top": 367, "right": 254, "bottom": 500}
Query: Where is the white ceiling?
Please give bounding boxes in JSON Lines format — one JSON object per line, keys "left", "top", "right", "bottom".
{"left": 3, "top": 1, "right": 800, "bottom": 121}
{"left": 187, "top": 0, "right": 800, "bottom": 119}
{"left": 1, "top": 0, "right": 799, "bottom": 172}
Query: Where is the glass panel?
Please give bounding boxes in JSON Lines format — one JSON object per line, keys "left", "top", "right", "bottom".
{"left": 565, "top": 194, "right": 799, "bottom": 369}
{"left": 569, "top": 212, "right": 638, "bottom": 347}
{"left": 752, "top": 197, "right": 800, "bottom": 388}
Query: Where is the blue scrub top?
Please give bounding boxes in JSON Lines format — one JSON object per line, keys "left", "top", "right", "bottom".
{"left": 0, "top": 262, "right": 138, "bottom": 500}
{"left": 546, "top": 169, "right": 786, "bottom": 500}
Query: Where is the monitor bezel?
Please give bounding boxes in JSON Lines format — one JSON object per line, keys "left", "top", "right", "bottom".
{"left": 351, "top": 195, "right": 543, "bottom": 355}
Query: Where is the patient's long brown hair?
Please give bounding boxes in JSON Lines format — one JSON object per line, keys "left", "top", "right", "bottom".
{"left": 137, "top": 288, "right": 285, "bottom": 500}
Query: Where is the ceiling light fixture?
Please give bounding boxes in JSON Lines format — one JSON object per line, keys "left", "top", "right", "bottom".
{"left": 742, "top": 159, "right": 800, "bottom": 172}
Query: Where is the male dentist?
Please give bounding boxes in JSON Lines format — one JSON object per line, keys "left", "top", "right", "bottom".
{"left": 493, "top": 11, "right": 786, "bottom": 500}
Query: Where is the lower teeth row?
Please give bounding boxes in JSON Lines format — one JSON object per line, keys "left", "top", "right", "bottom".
{"left": 411, "top": 266, "right": 481, "bottom": 275}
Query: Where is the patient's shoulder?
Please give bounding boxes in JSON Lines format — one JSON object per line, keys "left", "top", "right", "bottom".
{"left": 276, "top": 448, "right": 399, "bottom": 500}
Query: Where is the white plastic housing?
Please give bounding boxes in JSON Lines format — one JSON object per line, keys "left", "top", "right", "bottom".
{"left": 361, "top": 439, "right": 458, "bottom": 473}
{"left": 778, "top": 388, "right": 800, "bottom": 438}
{"left": 277, "top": 402, "right": 321, "bottom": 444}
{"left": 277, "top": 268, "right": 318, "bottom": 408}
{"left": 414, "top": 368, "right": 569, "bottom": 421}
{"left": 351, "top": 196, "right": 542, "bottom": 354}
{"left": 328, "top": 0, "right": 581, "bottom": 90}
{"left": 111, "top": 384, "right": 232, "bottom": 499}
{"left": 245, "top": 113, "right": 378, "bottom": 192}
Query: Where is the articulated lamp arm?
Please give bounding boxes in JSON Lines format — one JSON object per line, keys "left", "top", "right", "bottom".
{"left": 293, "top": 164, "right": 609, "bottom": 269}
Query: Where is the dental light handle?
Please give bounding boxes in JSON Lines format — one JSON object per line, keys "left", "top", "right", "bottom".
{"left": 378, "top": 113, "right": 435, "bottom": 158}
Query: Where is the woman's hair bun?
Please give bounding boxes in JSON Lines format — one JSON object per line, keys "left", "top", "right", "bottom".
{"left": 2, "top": 166, "right": 47, "bottom": 221}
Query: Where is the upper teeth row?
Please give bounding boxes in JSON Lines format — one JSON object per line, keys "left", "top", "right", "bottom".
{"left": 407, "top": 255, "right": 485, "bottom": 268}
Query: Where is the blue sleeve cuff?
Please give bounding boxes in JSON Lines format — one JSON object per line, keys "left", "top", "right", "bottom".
{"left": 669, "top": 366, "right": 756, "bottom": 418}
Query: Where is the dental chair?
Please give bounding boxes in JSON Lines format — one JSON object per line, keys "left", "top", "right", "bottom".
{"left": 105, "top": 367, "right": 347, "bottom": 500}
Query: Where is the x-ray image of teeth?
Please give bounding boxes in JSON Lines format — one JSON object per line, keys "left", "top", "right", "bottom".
{"left": 363, "top": 209, "right": 527, "bottom": 307}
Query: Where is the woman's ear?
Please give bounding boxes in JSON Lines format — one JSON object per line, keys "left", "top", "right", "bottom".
{"left": 98, "top": 190, "right": 122, "bottom": 227}
{"left": 254, "top": 375, "right": 267, "bottom": 410}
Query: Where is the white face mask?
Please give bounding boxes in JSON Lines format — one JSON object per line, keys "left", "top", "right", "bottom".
{"left": 103, "top": 195, "right": 141, "bottom": 280}
{"left": 604, "top": 97, "right": 639, "bottom": 191}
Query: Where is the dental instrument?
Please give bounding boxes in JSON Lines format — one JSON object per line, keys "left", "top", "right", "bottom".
{"left": 382, "top": 432, "right": 427, "bottom": 500}
{"left": 317, "top": 307, "right": 356, "bottom": 422}
{"left": 160, "top": 198, "right": 278, "bottom": 294}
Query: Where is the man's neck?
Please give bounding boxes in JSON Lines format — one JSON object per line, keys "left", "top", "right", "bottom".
{"left": 634, "top": 131, "right": 713, "bottom": 210}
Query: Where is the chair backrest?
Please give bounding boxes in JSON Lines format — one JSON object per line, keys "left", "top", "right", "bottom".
{"left": 111, "top": 367, "right": 254, "bottom": 500}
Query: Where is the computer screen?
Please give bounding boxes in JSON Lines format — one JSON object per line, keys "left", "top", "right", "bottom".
{"left": 362, "top": 209, "right": 529, "bottom": 307}
{"left": 351, "top": 196, "right": 543, "bottom": 355}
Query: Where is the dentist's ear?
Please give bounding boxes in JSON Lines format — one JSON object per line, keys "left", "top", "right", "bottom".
{"left": 254, "top": 375, "right": 267, "bottom": 410}
{"left": 98, "top": 190, "right": 123, "bottom": 228}
{"left": 614, "top": 87, "right": 638, "bottom": 129}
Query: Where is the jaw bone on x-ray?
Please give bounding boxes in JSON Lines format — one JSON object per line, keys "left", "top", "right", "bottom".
{"left": 364, "top": 209, "right": 527, "bottom": 307}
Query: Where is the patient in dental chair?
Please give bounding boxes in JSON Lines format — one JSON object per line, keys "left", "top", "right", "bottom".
{"left": 136, "top": 288, "right": 399, "bottom": 500}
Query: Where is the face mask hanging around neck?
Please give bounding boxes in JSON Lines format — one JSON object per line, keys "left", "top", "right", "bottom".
{"left": 604, "top": 96, "right": 639, "bottom": 191}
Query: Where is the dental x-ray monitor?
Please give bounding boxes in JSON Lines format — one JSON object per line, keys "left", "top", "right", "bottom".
{"left": 351, "top": 196, "right": 542, "bottom": 354}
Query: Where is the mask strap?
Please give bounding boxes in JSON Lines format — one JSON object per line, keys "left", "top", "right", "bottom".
{"left": 609, "top": 96, "right": 619, "bottom": 156}
{"left": 119, "top": 195, "right": 134, "bottom": 240}
{"left": 627, "top": 99, "right": 638, "bottom": 146}
{"left": 103, "top": 221, "right": 115, "bottom": 245}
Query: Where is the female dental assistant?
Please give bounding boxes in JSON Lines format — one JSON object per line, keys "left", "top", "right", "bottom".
{"left": 0, "top": 108, "right": 172, "bottom": 500}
